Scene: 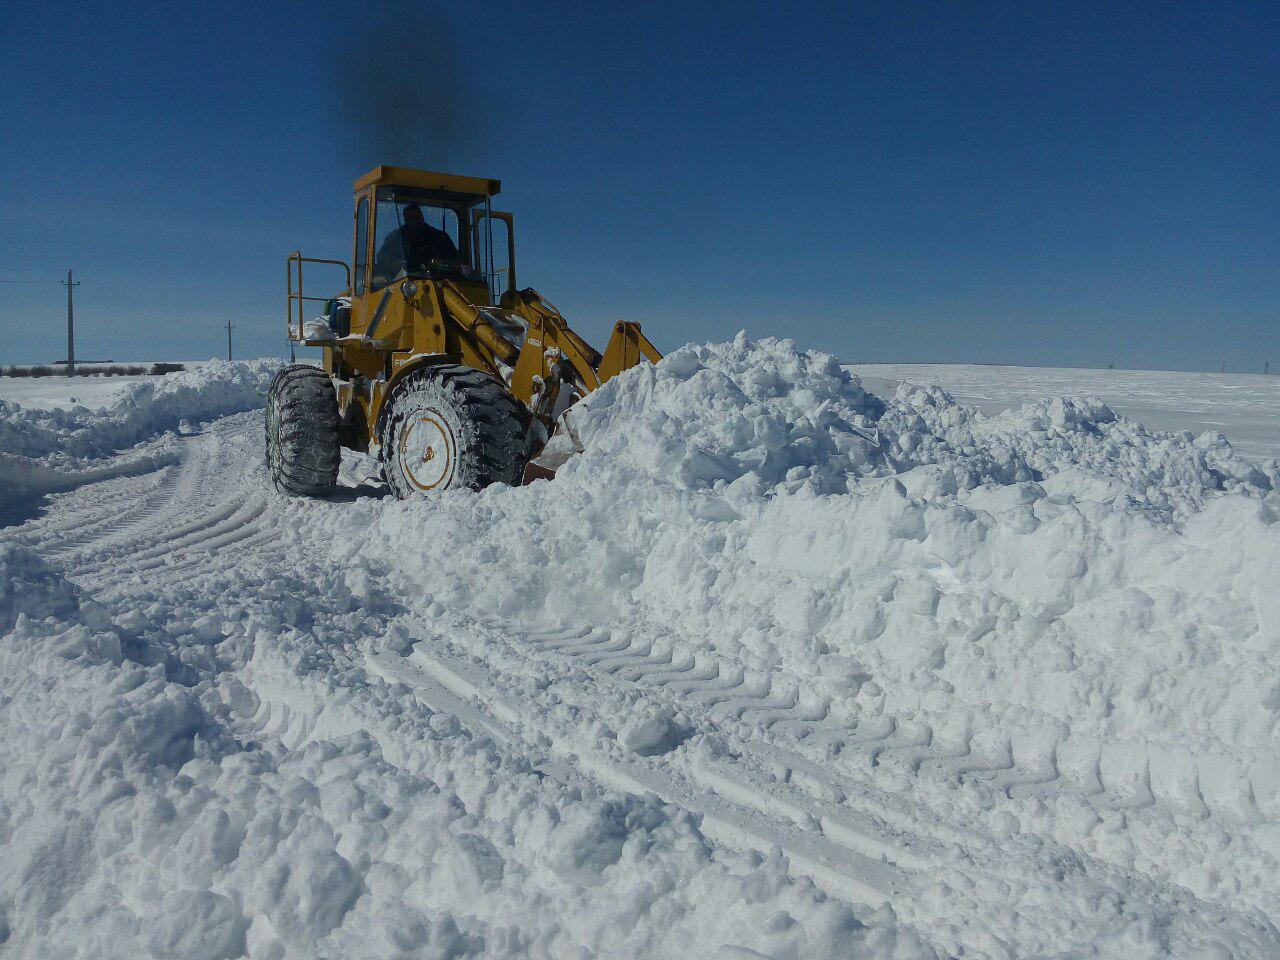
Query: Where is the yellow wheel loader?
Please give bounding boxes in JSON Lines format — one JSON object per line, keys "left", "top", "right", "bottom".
{"left": 268, "top": 166, "right": 662, "bottom": 498}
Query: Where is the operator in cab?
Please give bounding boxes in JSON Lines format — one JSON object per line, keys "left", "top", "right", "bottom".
{"left": 376, "top": 203, "right": 460, "bottom": 280}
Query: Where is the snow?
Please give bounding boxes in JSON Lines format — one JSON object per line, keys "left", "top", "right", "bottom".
{"left": 0, "top": 374, "right": 155, "bottom": 411}
{"left": 0, "top": 359, "right": 281, "bottom": 509}
{"left": 850, "top": 362, "right": 1280, "bottom": 462}
{"left": 3, "top": 337, "right": 1280, "bottom": 958}
{"left": 0, "top": 540, "right": 923, "bottom": 959}
{"left": 0, "top": 361, "right": 217, "bottom": 412}
{"left": 303, "top": 318, "right": 333, "bottom": 341}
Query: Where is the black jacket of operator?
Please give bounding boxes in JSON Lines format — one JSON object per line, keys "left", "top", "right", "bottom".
{"left": 376, "top": 205, "right": 460, "bottom": 280}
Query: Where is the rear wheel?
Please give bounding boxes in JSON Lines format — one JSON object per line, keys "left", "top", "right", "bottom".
{"left": 265, "top": 365, "right": 340, "bottom": 497}
{"left": 380, "top": 365, "right": 526, "bottom": 499}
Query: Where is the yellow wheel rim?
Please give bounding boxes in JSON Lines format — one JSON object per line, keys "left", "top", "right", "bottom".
{"left": 399, "top": 412, "right": 456, "bottom": 491}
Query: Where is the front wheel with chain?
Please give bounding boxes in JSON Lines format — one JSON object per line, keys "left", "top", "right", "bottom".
{"left": 379, "top": 364, "right": 527, "bottom": 499}
{"left": 265, "top": 364, "right": 340, "bottom": 497}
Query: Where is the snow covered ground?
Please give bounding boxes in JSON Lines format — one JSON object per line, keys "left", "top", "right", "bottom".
{"left": 0, "top": 375, "right": 157, "bottom": 411}
{"left": 2, "top": 341, "right": 1278, "bottom": 958}
{"left": 0, "top": 361, "right": 220, "bottom": 412}
{"left": 850, "top": 363, "right": 1280, "bottom": 462}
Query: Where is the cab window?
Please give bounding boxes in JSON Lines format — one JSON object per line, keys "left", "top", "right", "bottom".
{"left": 371, "top": 188, "right": 470, "bottom": 290}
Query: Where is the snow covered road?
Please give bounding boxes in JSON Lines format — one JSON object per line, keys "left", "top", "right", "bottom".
{"left": 3, "top": 344, "right": 1280, "bottom": 958}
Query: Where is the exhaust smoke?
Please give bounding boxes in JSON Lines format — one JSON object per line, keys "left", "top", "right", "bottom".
{"left": 323, "top": 5, "right": 502, "bottom": 170}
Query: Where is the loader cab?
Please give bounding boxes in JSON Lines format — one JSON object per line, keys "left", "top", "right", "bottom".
{"left": 349, "top": 166, "right": 516, "bottom": 324}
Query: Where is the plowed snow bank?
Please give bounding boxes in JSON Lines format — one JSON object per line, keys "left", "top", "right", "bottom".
{"left": 0, "top": 359, "right": 281, "bottom": 501}
{"left": 576, "top": 334, "right": 1276, "bottom": 516}
{"left": 357, "top": 335, "right": 1280, "bottom": 816}
{"left": 0, "top": 359, "right": 280, "bottom": 463}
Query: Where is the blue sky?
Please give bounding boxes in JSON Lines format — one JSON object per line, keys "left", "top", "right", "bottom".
{"left": 1, "top": 0, "right": 1277, "bottom": 371}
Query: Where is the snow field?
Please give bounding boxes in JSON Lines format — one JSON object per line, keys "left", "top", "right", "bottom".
{"left": 0, "top": 374, "right": 155, "bottom": 412}
{"left": 3, "top": 337, "right": 1280, "bottom": 957}
{"left": 851, "top": 362, "right": 1280, "bottom": 462}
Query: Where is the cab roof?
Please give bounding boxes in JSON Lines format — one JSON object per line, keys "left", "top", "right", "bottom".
{"left": 354, "top": 165, "right": 501, "bottom": 199}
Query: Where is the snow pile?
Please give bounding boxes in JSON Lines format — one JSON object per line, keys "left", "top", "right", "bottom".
{"left": 302, "top": 317, "right": 333, "bottom": 340}
{"left": 0, "top": 359, "right": 280, "bottom": 463}
{"left": 572, "top": 336, "right": 887, "bottom": 497}
{"left": 850, "top": 361, "right": 1280, "bottom": 461}
{"left": 878, "top": 381, "right": 1277, "bottom": 519}
{"left": 0, "top": 359, "right": 281, "bottom": 503}
{"left": 642, "top": 473, "right": 1280, "bottom": 809}
{"left": 577, "top": 339, "right": 1280, "bottom": 765}
{"left": 574, "top": 334, "right": 1275, "bottom": 517}
{"left": 352, "top": 335, "right": 1280, "bottom": 818}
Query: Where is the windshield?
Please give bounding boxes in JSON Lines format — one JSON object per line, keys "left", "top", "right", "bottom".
{"left": 371, "top": 190, "right": 478, "bottom": 289}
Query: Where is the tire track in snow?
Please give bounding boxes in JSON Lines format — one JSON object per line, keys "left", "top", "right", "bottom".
{"left": 40, "top": 417, "right": 278, "bottom": 593}
{"left": 361, "top": 643, "right": 911, "bottom": 911}
{"left": 5, "top": 460, "right": 178, "bottom": 552}
{"left": 513, "top": 620, "right": 1278, "bottom": 827}
{"left": 7, "top": 416, "right": 264, "bottom": 578}
{"left": 356, "top": 626, "right": 1279, "bottom": 959}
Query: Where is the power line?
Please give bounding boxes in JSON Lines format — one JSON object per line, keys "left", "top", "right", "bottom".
{"left": 0, "top": 267, "right": 66, "bottom": 281}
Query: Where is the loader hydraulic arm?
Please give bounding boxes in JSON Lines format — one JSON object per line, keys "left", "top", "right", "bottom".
{"left": 502, "top": 288, "right": 662, "bottom": 411}
{"left": 437, "top": 282, "right": 520, "bottom": 367}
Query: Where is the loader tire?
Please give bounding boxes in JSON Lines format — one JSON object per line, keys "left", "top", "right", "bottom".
{"left": 265, "top": 364, "right": 340, "bottom": 497}
{"left": 380, "top": 364, "right": 526, "bottom": 499}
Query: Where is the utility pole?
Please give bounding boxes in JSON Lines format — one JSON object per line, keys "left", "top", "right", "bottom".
{"left": 225, "top": 319, "right": 235, "bottom": 361}
{"left": 63, "top": 269, "right": 79, "bottom": 375}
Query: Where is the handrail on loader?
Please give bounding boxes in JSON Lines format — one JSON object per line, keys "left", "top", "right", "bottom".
{"left": 286, "top": 252, "right": 351, "bottom": 343}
